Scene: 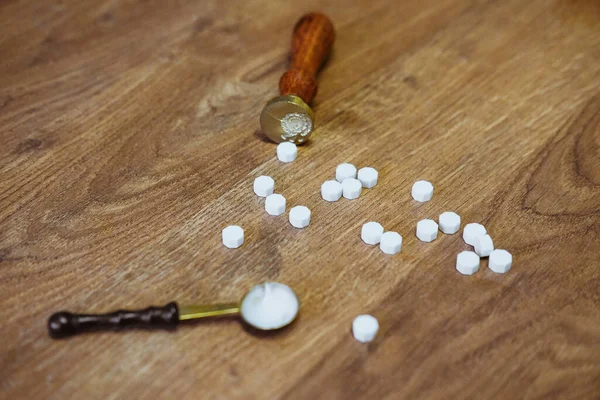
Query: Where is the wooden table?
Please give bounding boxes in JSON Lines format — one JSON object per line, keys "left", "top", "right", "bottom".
{"left": 1, "top": 0, "right": 599, "bottom": 398}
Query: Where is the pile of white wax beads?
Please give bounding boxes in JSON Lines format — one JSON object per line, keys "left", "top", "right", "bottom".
{"left": 259, "top": 182, "right": 312, "bottom": 227}
{"left": 221, "top": 142, "right": 312, "bottom": 248}
{"left": 409, "top": 180, "right": 513, "bottom": 276}
{"left": 219, "top": 141, "right": 513, "bottom": 345}
{"left": 361, "top": 221, "right": 403, "bottom": 255}
{"left": 223, "top": 144, "right": 380, "bottom": 246}
{"left": 321, "top": 163, "right": 379, "bottom": 202}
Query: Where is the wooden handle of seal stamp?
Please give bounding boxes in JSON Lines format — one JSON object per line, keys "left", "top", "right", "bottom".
{"left": 279, "top": 13, "right": 335, "bottom": 105}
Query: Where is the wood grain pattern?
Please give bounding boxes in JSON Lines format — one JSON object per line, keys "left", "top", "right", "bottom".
{"left": 1, "top": 0, "right": 599, "bottom": 399}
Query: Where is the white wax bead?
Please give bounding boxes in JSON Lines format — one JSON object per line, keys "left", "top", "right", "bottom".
{"left": 277, "top": 142, "right": 297, "bottom": 163}
{"left": 456, "top": 251, "right": 480, "bottom": 275}
{"left": 489, "top": 249, "right": 513, "bottom": 273}
{"left": 361, "top": 222, "right": 384, "bottom": 245}
{"left": 439, "top": 211, "right": 461, "bottom": 234}
{"left": 352, "top": 315, "right": 379, "bottom": 343}
{"left": 474, "top": 234, "right": 494, "bottom": 257}
{"left": 380, "top": 231, "right": 402, "bottom": 255}
{"left": 289, "top": 206, "right": 311, "bottom": 228}
{"left": 411, "top": 180, "right": 434, "bottom": 202}
{"left": 253, "top": 175, "right": 275, "bottom": 197}
{"left": 222, "top": 225, "right": 244, "bottom": 249}
{"left": 336, "top": 163, "right": 357, "bottom": 182}
{"left": 265, "top": 194, "right": 286, "bottom": 216}
{"left": 342, "top": 178, "right": 362, "bottom": 199}
{"left": 240, "top": 282, "right": 299, "bottom": 330}
{"left": 462, "top": 223, "right": 487, "bottom": 246}
{"left": 357, "top": 167, "right": 378, "bottom": 188}
{"left": 321, "top": 180, "right": 343, "bottom": 202}
{"left": 416, "top": 219, "right": 438, "bottom": 242}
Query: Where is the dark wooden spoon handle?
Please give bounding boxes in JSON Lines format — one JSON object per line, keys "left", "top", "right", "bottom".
{"left": 48, "top": 302, "right": 179, "bottom": 339}
{"left": 279, "top": 12, "right": 335, "bottom": 104}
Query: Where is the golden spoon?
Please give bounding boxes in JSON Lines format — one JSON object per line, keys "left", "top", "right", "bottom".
{"left": 48, "top": 282, "right": 299, "bottom": 338}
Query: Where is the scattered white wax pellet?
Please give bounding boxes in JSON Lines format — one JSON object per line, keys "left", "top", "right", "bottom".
{"left": 489, "top": 249, "right": 513, "bottom": 274}
{"left": 321, "top": 180, "right": 343, "bottom": 202}
{"left": 289, "top": 206, "right": 311, "bottom": 228}
{"left": 253, "top": 175, "right": 275, "bottom": 197}
{"left": 357, "top": 167, "right": 378, "bottom": 188}
{"left": 342, "top": 178, "right": 362, "bottom": 199}
{"left": 380, "top": 231, "right": 402, "bottom": 255}
{"left": 222, "top": 225, "right": 244, "bottom": 249}
{"left": 336, "top": 163, "right": 357, "bottom": 182}
{"left": 265, "top": 193, "right": 286, "bottom": 216}
{"left": 439, "top": 211, "right": 461, "bottom": 234}
{"left": 276, "top": 142, "right": 298, "bottom": 163}
{"left": 456, "top": 251, "right": 480, "bottom": 275}
{"left": 240, "top": 282, "right": 299, "bottom": 330}
{"left": 462, "top": 223, "right": 487, "bottom": 246}
{"left": 361, "top": 222, "right": 384, "bottom": 245}
{"left": 411, "top": 180, "right": 434, "bottom": 202}
{"left": 474, "top": 234, "right": 494, "bottom": 257}
{"left": 416, "top": 219, "right": 438, "bottom": 242}
{"left": 352, "top": 314, "right": 379, "bottom": 343}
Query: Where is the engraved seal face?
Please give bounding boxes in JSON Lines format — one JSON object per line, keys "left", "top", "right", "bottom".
{"left": 260, "top": 95, "right": 314, "bottom": 144}
{"left": 281, "top": 113, "right": 313, "bottom": 143}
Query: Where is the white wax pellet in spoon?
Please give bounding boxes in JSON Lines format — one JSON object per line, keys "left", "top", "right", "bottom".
{"left": 240, "top": 282, "right": 299, "bottom": 330}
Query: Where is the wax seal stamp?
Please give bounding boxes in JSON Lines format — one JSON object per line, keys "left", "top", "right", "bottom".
{"left": 260, "top": 12, "right": 335, "bottom": 144}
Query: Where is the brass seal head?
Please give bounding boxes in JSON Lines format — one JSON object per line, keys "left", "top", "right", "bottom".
{"left": 260, "top": 94, "right": 314, "bottom": 144}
